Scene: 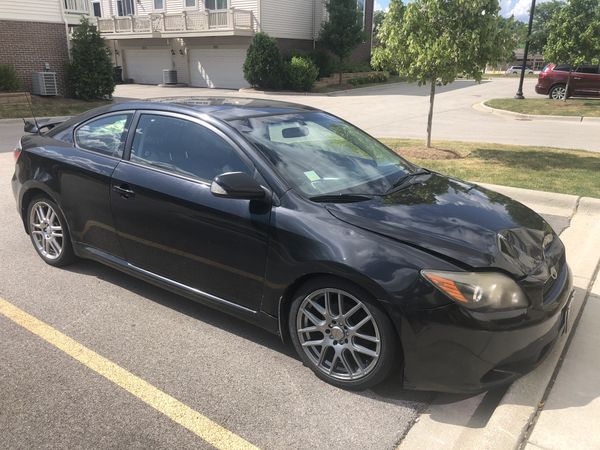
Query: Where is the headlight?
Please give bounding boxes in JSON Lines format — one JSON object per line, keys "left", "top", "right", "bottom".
{"left": 421, "top": 270, "right": 529, "bottom": 311}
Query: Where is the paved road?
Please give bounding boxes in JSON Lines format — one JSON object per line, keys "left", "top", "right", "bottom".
{"left": 2, "top": 78, "right": 599, "bottom": 154}
{"left": 0, "top": 151, "right": 426, "bottom": 449}
{"left": 112, "top": 78, "right": 600, "bottom": 152}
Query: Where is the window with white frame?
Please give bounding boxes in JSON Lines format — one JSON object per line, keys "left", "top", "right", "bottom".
{"left": 184, "top": 0, "right": 197, "bottom": 8}
{"left": 117, "top": 0, "right": 134, "bottom": 16}
{"left": 154, "top": 0, "right": 164, "bottom": 10}
{"left": 205, "top": 0, "right": 228, "bottom": 10}
{"left": 357, "top": 0, "right": 366, "bottom": 29}
{"left": 91, "top": 0, "right": 101, "bottom": 17}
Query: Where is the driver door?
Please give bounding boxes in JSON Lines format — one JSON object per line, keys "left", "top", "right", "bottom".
{"left": 110, "top": 111, "right": 271, "bottom": 311}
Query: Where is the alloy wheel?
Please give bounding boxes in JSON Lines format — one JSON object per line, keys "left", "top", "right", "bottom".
{"left": 296, "top": 288, "right": 381, "bottom": 381}
{"left": 29, "top": 201, "right": 64, "bottom": 260}
{"left": 551, "top": 86, "right": 567, "bottom": 100}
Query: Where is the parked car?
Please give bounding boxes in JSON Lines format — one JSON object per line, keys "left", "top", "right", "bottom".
{"left": 506, "top": 66, "right": 534, "bottom": 75}
{"left": 12, "top": 98, "right": 573, "bottom": 393}
{"left": 536, "top": 63, "right": 600, "bottom": 100}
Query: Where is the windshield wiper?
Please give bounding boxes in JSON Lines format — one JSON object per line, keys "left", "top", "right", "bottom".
{"left": 309, "top": 193, "right": 373, "bottom": 203}
{"left": 385, "top": 169, "right": 431, "bottom": 195}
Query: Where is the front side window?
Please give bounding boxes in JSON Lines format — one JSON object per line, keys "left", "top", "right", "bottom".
{"left": 75, "top": 113, "right": 132, "bottom": 157}
{"left": 130, "top": 114, "right": 251, "bottom": 182}
{"left": 229, "top": 112, "right": 414, "bottom": 197}
{"left": 575, "top": 66, "right": 599, "bottom": 74}
{"left": 205, "top": 0, "right": 228, "bottom": 10}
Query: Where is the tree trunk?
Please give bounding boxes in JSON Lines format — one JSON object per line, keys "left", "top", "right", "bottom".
{"left": 338, "top": 57, "right": 343, "bottom": 85}
{"left": 426, "top": 80, "right": 436, "bottom": 148}
{"left": 564, "top": 69, "right": 572, "bottom": 102}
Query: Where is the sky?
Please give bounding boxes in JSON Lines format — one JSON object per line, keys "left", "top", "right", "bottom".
{"left": 374, "top": 0, "right": 562, "bottom": 22}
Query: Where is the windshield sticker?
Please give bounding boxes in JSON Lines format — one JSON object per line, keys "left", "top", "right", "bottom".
{"left": 304, "top": 170, "right": 321, "bottom": 182}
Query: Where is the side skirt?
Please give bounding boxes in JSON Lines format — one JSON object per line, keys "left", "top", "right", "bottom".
{"left": 73, "top": 243, "right": 280, "bottom": 335}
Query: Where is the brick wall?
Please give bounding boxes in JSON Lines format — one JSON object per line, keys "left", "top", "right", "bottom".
{"left": 0, "top": 20, "right": 69, "bottom": 95}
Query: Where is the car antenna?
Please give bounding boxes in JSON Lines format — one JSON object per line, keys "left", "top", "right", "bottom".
{"left": 23, "top": 93, "right": 41, "bottom": 135}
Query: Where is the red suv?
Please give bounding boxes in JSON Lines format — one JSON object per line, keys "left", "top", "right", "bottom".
{"left": 536, "top": 63, "right": 600, "bottom": 100}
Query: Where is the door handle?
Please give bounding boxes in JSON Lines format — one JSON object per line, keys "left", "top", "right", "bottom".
{"left": 113, "top": 184, "right": 135, "bottom": 198}
{"left": 573, "top": 77, "right": 583, "bottom": 80}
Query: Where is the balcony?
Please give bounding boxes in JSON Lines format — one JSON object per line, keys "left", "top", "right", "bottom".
{"left": 96, "top": 9, "right": 254, "bottom": 39}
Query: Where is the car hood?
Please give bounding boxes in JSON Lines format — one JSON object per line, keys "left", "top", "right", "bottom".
{"left": 326, "top": 173, "right": 556, "bottom": 277}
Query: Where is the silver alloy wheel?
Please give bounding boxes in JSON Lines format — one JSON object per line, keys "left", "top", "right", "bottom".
{"left": 29, "top": 201, "right": 64, "bottom": 261}
{"left": 551, "top": 86, "right": 567, "bottom": 100}
{"left": 296, "top": 288, "right": 381, "bottom": 381}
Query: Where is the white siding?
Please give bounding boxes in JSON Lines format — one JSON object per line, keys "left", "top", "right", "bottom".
{"left": 261, "top": 0, "right": 325, "bottom": 40}
{"left": 0, "top": 0, "right": 62, "bottom": 23}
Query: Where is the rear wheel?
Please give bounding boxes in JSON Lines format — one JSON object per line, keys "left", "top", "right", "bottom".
{"left": 27, "top": 196, "right": 75, "bottom": 267}
{"left": 289, "top": 277, "right": 399, "bottom": 390}
{"left": 549, "top": 84, "right": 567, "bottom": 100}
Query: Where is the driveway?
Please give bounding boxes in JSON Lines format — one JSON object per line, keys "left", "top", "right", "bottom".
{"left": 113, "top": 78, "right": 600, "bottom": 152}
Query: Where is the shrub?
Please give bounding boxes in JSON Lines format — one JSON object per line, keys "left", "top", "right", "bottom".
{"left": 243, "top": 32, "right": 284, "bottom": 90}
{"left": 0, "top": 64, "right": 21, "bottom": 92}
{"left": 347, "top": 72, "right": 389, "bottom": 86}
{"left": 284, "top": 56, "right": 319, "bottom": 91}
{"left": 308, "top": 49, "right": 335, "bottom": 79}
{"left": 67, "top": 17, "right": 115, "bottom": 100}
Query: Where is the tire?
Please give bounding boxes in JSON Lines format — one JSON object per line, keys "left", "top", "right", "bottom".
{"left": 26, "top": 195, "right": 76, "bottom": 267}
{"left": 549, "top": 84, "right": 567, "bottom": 100}
{"left": 288, "top": 276, "right": 399, "bottom": 390}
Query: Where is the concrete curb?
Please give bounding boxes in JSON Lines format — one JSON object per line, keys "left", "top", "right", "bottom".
{"left": 474, "top": 101, "right": 600, "bottom": 123}
{"left": 400, "top": 194, "right": 600, "bottom": 450}
{"left": 238, "top": 82, "right": 406, "bottom": 97}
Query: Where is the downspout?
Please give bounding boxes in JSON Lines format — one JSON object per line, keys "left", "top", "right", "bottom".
{"left": 312, "top": 0, "right": 316, "bottom": 49}
{"left": 59, "top": 0, "right": 72, "bottom": 61}
{"left": 257, "top": 0, "right": 262, "bottom": 32}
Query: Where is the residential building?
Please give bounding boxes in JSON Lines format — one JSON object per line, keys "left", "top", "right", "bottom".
{"left": 95, "top": 0, "right": 374, "bottom": 88}
{"left": 0, "top": 0, "right": 91, "bottom": 94}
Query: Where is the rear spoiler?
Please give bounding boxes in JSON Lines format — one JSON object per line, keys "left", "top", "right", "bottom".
{"left": 23, "top": 118, "right": 66, "bottom": 134}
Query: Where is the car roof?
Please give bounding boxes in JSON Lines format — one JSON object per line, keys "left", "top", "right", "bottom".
{"left": 103, "top": 97, "right": 318, "bottom": 121}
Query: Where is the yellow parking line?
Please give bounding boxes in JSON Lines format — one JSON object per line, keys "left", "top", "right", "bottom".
{"left": 0, "top": 297, "right": 259, "bottom": 450}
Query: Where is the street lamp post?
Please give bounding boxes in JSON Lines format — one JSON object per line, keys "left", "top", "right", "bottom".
{"left": 515, "top": 0, "right": 537, "bottom": 99}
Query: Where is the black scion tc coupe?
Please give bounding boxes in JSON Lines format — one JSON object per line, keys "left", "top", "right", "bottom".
{"left": 12, "top": 98, "right": 573, "bottom": 393}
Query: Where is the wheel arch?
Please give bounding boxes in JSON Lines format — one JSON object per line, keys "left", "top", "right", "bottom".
{"left": 276, "top": 272, "right": 403, "bottom": 350}
{"left": 20, "top": 186, "right": 59, "bottom": 234}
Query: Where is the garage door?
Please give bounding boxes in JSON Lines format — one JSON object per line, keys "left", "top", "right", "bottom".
{"left": 189, "top": 48, "right": 249, "bottom": 89}
{"left": 125, "top": 49, "right": 172, "bottom": 85}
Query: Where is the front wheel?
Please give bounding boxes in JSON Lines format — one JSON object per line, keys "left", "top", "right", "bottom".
{"left": 289, "top": 278, "right": 399, "bottom": 390}
{"left": 27, "top": 196, "right": 76, "bottom": 267}
{"left": 549, "top": 84, "right": 567, "bottom": 100}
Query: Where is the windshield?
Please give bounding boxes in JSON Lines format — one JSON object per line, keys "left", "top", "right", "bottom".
{"left": 228, "top": 112, "right": 415, "bottom": 197}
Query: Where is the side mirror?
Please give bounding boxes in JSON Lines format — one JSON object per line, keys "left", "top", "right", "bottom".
{"left": 210, "top": 172, "right": 266, "bottom": 200}
{"left": 23, "top": 120, "right": 39, "bottom": 134}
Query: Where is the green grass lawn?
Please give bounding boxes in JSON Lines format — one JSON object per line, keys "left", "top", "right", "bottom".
{"left": 0, "top": 96, "right": 111, "bottom": 119}
{"left": 485, "top": 98, "right": 600, "bottom": 117}
{"left": 380, "top": 139, "right": 600, "bottom": 199}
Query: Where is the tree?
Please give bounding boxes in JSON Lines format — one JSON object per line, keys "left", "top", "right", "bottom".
{"left": 529, "top": 0, "right": 564, "bottom": 54}
{"left": 243, "top": 32, "right": 284, "bottom": 90}
{"left": 67, "top": 17, "right": 115, "bottom": 100}
{"left": 372, "top": 0, "right": 516, "bottom": 148}
{"left": 372, "top": 9, "right": 387, "bottom": 45}
{"left": 319, "top": 0, "right": 366, "bottom": 84}
{"left": 544, "top": 0, "right": 600, "bottom": 100}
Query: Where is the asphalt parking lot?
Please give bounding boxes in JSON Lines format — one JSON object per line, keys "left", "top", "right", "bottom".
{"left": 1, "top": 141, "right": 590, "bottom": 449}
{"left": 0, "top": 150, "right": 428, "bottom": 449}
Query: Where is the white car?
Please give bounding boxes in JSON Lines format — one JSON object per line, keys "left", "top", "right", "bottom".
{"left": 506, "top": 66, "right": 535, "bottom": 75}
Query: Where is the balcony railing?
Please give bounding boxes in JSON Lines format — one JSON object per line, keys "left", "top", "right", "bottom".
{"left": 96, "top": 9, "right": 254, "bottom": 34}
{"left": 64, "top": 0, "right": 89, "bottom": 14}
